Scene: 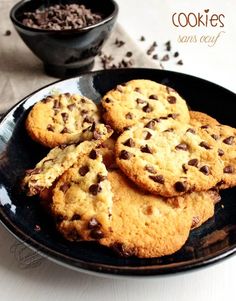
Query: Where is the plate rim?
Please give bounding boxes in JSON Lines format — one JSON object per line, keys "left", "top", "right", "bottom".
{"left": 0, "top": 68, "right": 235, "bottom": 277}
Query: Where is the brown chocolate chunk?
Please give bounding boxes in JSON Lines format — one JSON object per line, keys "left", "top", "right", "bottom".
{"left": 89, "top": 184, "right": 102, "bottom": 195}
{"left": 145, "top": 165, "right": 157, "bottom": 174}
{"left": 53, "top": 99, "right": 61, "bottom": 109}
{"left": 199, "top": 141, "right": 212, "bottom": 149}
{"left": 188, "top": 158, "right": 199, "bottom": 167}
{"left": 79, "top": 165, "right": 89, "bottom": 176}
{"left": 104, "top": 98, "right": 111, "bottom": 103}
{"left": 201, "top": 125, "right": 209, "bottom": 129}
{"left": 112, "top": 242, "right": 134, "bottom": 257}
{"left": 142, "top": 104, "right": 153, "bottom": 113}
{"left": 161, "top": 54, "right": 169, "bottom": 61}
{"left": 164, "top": 128, "right": 174, "bottom": 133}
{"left": 42, "top": 96, "right": 53, "bottom": 103}
{"left": 144, "top": 131, "right": 152, "bottom": 140}
{"left": 123, "top": 138, "right": 135, "bottom": 147}
{"left": 223, "top": 136, "right": 234, "bottom": 145}
{"left": 149, "top": 94, "right": 158, "bottom": 100}
{"left": 186, "top": 128, "right": 196, "bottom": 134}
{"left": 4, "top": 30, "right": 11, "bottom": 36}
{"left": 177, "top": 60, "right": 183, "bottom": 65}
{"left": 61, "top": 112, "right": 68, "bottom": 122}
{"left": 199, "top": 165, "right": 210, "bottom": 175}
{"left": 134, "top": 87, "right": 141, "bottom": 93}
{"left": 167, "top": 96, "right": 176, "bottom": 104}
{"left": 97, "top": 173, "right": 107, "bottom": 183}
{"left": 59, "top": 144, "right": 67, "bottom": 150}
{"left": 47, "top": 124, "right": 54, "bottom": 132}
{"left": 61, "top": 127, "right": 70, "bottom": 134}
{"left": 60, "top": 183, "right": 70, "bottom": 193}
{"left": 218, "top": 149, "right": 224, "bottom": 156}
{"left": 89, "top": 149, "right": 98, "bottom": 159}
{"left": 71, "top": 214, "right": 81, "bottom": 221}
{"left": 168, "top": 113, "right": 179, "bottom": 119}
{"left": 140, "top": 144, "right": 152, "bottom": 154}
{"left": 223, "top": 165, "right": 235, "bottom": 173}
{"left": 90, "top": 229, "right": 104, "bottom": 239}
{"left": 126, "top": 51, "right": 133, "bottom": 57}
{"left": 174, "top": 181, "right": 187, "bottom": 192}
{"left": 211, "top": 134, "right": 219, "bottom": 140}
{"left": 119, "top": 150, "right": 132, "bottom": 160}
{"left": 182, "top": 164, "right": 188, "bottom": 174}
{"left": 149, "top": 175, "right": 165, "bottom": 184}
{"left": 175, "top": 143, "right": 188, "bottom": 151}
{"left": 125, "top": 112, "right": 133, "bottom": 119}
{"left": 88, "top": 217, "right": 100, "bottom": 229}
{"left": 144, "top": 120, "right": 156, "bottom": 129}
{"left": 152, "top": 54, "right": 158, "bottom": 60}
{"left": 136, "top": 98, "right": 146, "bottom": 104}
{"left": 67, "top": 103, "right": 76, "bottom": 111}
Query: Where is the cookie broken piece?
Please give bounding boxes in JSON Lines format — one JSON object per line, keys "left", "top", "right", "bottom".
{"left": 26, "top": 93, "right": 100, "bottom": 148}
{"left": 99, "top": 171, "right": 218, "bottom": 258}
{"left": 115, "top": 118, "right": 223, "bottom": 197}
{"left": 51, "top": 152, "right": 113, "bottom": 241}
{"left": 22, "top": 124, "right": 113, "bottom": 196}
{"left": 101, "top": 79, "right": 190, "bottom": 132}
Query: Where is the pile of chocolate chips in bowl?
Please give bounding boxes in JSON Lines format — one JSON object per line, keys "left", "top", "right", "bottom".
{"left": 22, "top": 3, "right": 103, "bottom": 30}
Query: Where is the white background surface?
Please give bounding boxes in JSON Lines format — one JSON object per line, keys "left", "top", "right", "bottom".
{"left": 0, "top": 0, "right": 236, "bottom": 300}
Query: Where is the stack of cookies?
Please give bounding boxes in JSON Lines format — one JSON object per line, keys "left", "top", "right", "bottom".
{"left": 22, "top": 80, "right": 236, "bottom": 258}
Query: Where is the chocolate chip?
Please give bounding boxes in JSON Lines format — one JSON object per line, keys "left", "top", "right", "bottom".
{"left": 47, "top": 124, "right": 54, "bottom": 131}
{"left": 175, "top": 143, "right": 188, "bottom": 151}
{"left": 201, "top": 125, "right": 209, "bottom": 129}
{"left": 136, "top": 98, "right": 146, "bottom": 104}
{"left": 165, "top": 40, "right": 171, "bottom": 51}
{"left": 191, "top": 216, "right": 200, "bottom": 228}
{"left": 223, "top": 136, "right": 234, "bottom": 145}
{"left": 81, "top": 109, "right": 88, "bottom": 115}
{"left": 42, "top": 96, "right": 53, "bottom": 103}
{"left": 199, "top": 165, "right": 210, "bottom": 175}
{"left": 71, "top": 214, "right": 81, "bottom": 221}
{"left": 145, "top": 120, "right": 156, "bottom": 129}
{"left": 59, "top": 144, "right": 67, "bottom": 150}
{"left": 125, "top": 112, "right": 133, "bottom": 119}
{"left": 164, "top": 128, "right": 174, "bottom": 133}
{"left": 97, "top": 174, "right": 107, "bottom": 183}
{"left": 182, "top": 164, "right": 188, "bottom": 174}
{"left": 4, "top": 30, "right": 11, "bottom": 36}
{"left": 134, "top": 87, "right": 141, "bottom": 93}
{"left": 79, "top": 165, "right": 89, "bottom": 176}
{"left": 67, "top": 103, "right": 76, "bottom": 111}
{"left": 61, "top": 112, "right": 68, "bottom": 123}
{"left": 89, "top": 149, "right": 98, "bottom": 159}
{"left": 167, "top": 96, "right": 176, "bottom": 104}
{"left": 90, "top": 229, "right": 104, "bottom": 239}
{"left": 152, "top": 54, "right": 158, "bottom": 60}
{"left": 144, "top": 131, "right": 152, "bottom": 140}
{"left": 174, "top": 51, "right": 179, "bottom": 57}
{"left": 168, "top": 113, "right": 179, "bottom": 119}
{"left": 53, "top": 99, "right": 61, "bottom": 109}
{"left": 83, "top": 116, "right": 94, "bottom": 123}
{"left": 186, "top": 128, "right": 196, "bottom": 134}
{"left": 174, "top": 181, "right": 187, "bottom": 192}
{"left": 177, "top": 60, "right": 183, "bottom": 65}
{"left": 142, "top": 104, "right": 153, "bottom": 113}
{"left": 149, "top": 175, "right": 165, "bottom": 184}
{"left": 60, "top": 183, "right": 70, "bottom": 193}
{"left": 199, "top": 141, "right": 212, "bottom": 149}
{"left": 119, "top": 150, "right": 132, "bottom": 160}
{"left": 211, "top": 134, "right": 219, "bottom": 140}
{"left": 112, "top": 242, "right": 134, "bottom": 257}
{"left": 140, "top": 144, "right": 152, "bottom": 154}
{"left": 149, "top": 95, "right": 158, "bottom": 100}
{"left": 145, "top": 165, "right": 157, "bottom": 174}
{"left": 89, "top": 184, "right": 102, "bottom": 195}
{"left": 218, "top": 149, "right": 224, "bottom": 156}
{"left": 188, "top": 159, "right": 199, "bottom": 167}
{"left": 161, "top": 54, "right": 169, "bottom": 61}
{"left": 61, "top": 127, "right": 70, "bottom": 134}
{"left": 104, "top": 98, "right": 111, "bottom": 103}
{"left": 223, "top": 165, "right": 235, "bottom": 173}
{"left": 126, "top": 51, "right": 133, "bottom": 57}
{"left": 88, "top": 217, "right": 100, "bottom": 229}
{"left": 81, "top": 98, "right": 87, "bottom": 103}
{"left": 123, "top": 138, "right": 135, "bottom": 147}
{"left": 140, "top": 36, "right": 145, "bottom": 41}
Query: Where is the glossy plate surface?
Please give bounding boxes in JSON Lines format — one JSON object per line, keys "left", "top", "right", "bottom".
{"left": 0, "top": 68, "right": 235, "bottom": 277}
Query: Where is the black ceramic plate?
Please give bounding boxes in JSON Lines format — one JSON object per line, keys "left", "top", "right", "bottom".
{"left": 0, "top": 68, "right": 236, "bottom": 277}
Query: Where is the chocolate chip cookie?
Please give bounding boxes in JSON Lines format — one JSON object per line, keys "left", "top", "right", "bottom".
{"left": 26, "top": 93, "right": 100, "bottom": 147}
{"left": 51, "top": 151, "right": 113, "bottom": 241}
{"left": 101, "top": 79, "right": 190, "bottom": 132}
{"left": 115, "top": 118, "right": 223, "bottom": 197}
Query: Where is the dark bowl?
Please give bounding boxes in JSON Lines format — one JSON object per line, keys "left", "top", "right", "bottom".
{"left": 10, "top": 0, "right": 118, "bottom": 78}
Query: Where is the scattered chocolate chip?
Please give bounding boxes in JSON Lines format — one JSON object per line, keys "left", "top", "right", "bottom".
{"left": 119, "top": 150, "right": 132, "bottom": 160}
{"left": 60, "top": 183, "right": 70, "bottom": 193}
{"left": 145, "top": 120, "right": 156, "bottom": 129}
{"left": 80, "top": 98, "right": 87, "bottom": 104}
{"left": 182, "top": 164, "right": 188, "bottom": 174}
{"left": 147, "top": 42, "right": 157, "bottom": 55}
{"left": 89, "top": 184, "right": 102, "bottom": 195}
{"left": 144, "top": 131, "right": 152, "bottom": 140}
{"left": 167, "top": 96, "right": 176, "bottom": 104}
{"left": 166, "top": 41, "right": 171, "bottom": 51}
{"left": 88, "top": 217, "right": 100, "bottom": 229}
{"left": 104, "top": 98, "right": 111, "bottom": 103}
{"left": 140, "top": 36, "right": 145, "bottom": 41}
{"left": 81, "top": 109, "right": 88, "bottom": 115}
{"left": 223, "top": 136, "right": 234, "bottom": 145}
{"left": 42, "top": 96, "right": 53, "bottom": 103}
{"left": 67, "top": 103, "right": 76, "bottom": 111}
{"left": 59, "top": 144, "right": 67, "bottom": 150}
{"left": 4, "top": 30, "right": 11, "bottom": 36}
{"left": 223, "top": 165, "right": 235, "bottom": 174}
{"left": 174, "top": 181, "right": 187, "bottom": 192}
{"left": 126, "top": 51, "right": 133, "bottom": 57}
{"left": 199, "top": 141, "right": 212, "bottom": 149}
{"left": 83, "top": 116, "right": 94, "bottom": 123}
{"left": 152, "top": 54, "right": 158, "bottom": 60}
{"left": 191, "top": 216, "right": 200, "bottom": 228}
{"left": 61, "top": 127, "right": 70, "bottom": 134}
{"left": 79, "top": 165, "right": 89, "bottom": 176}
{"left": 47, "top": 124, "right": 54, "bottom": 131}
{"left": 142, "top": 104, "right": 153, "bottom": 113}
{"left": 199, "top": 165, "right": 210, "bottom": 175}
{"left": 61, "top": 112, "right": 68, "bottom": 122}
{"left": 71, "top": 214, "right": 81, "bottom": 221}
{"left": 89, "top": 149, "right": 98, "bottom": 159}
{"left": 53, "top": 99, "right": 61, "bottom": 109}
{"left": 134, "top": 87, "right": 141, "bottom": 93}
{"left": 125, "top": 112, "right": 133, "bottom": 119}
{"left": 168, "top": 113, "right": 179, "bottom": 119}
{"left": 149, "top": 94, "right": 158, "bottom": 100}
{"left": 136, "top": 98, "right": 146, "bottom": 104}
{"left": 97, "top": 174, "right": 107, "bottom": 183}
{"left": 201, "top": 125, "right": 209, "bottom": 129}
{"left": 163, "top": 128, "right": 174, "bottom": 133}
{"left": 123, "top": 138, "right": 135, "bottom": 147}
{"left": 149, "top": 175, "right": 165, "bottom": 184}
{"left": 115, "top": 38, "right": 125, "bottom": 47}
{"left": 112, "top": 242, "right": 134, "bottom": 257}
{"left": 161, "top": 54, "right": 169, "bottom": 61}
{"left": 188, "top": 159, "right": 199, "bottom": 167}
{"left": 174, "top": 51, "right": 179, "bottom": 58}
{"left": 177, "top": 60, "right": 183, "bottom": 65}
{"left": 90, "top": 229, "right": 104, "bottom": 239}
{"left": 145, "top": 165, "right": 157, "bottom": 174}
{"left": 175, "top": 143, "right": 188, "bottom": 151}
{"left": 186, "top": 128, "right": 196, "bottom": 134}
{"left": 218, "top": 149, "right": 224, "bottom": 156}
{"left": 211, "top": 134, "right": 219, "bottom": 140}
{"left": 140, "top": 144, "right": 152, "bottom": 154}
